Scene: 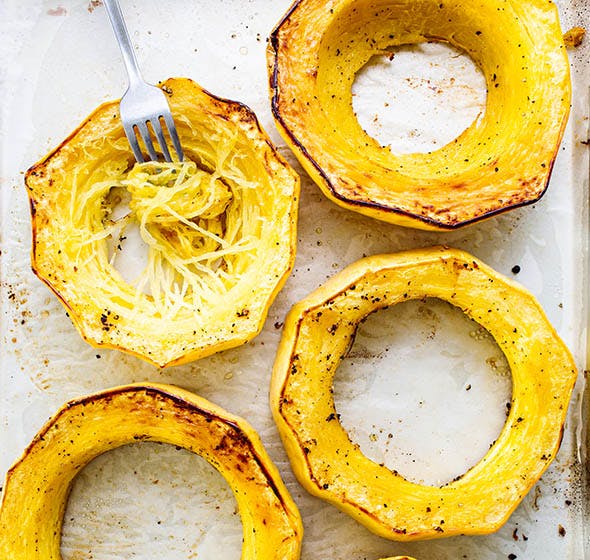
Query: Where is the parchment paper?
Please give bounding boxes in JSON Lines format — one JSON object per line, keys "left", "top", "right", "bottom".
{"left": 1, "top": 1, "right": 588, "bottom": 559}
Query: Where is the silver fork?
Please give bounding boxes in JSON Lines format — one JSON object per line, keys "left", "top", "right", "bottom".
{"left": 104, "top": 0, "right": 184, "bottom": 163}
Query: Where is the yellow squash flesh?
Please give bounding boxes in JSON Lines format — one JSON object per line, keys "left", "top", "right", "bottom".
{"left": 0, "top": 383, "right": 303, "bottom": 559}
{"left": 271, "top": 246, "right": 577, "bottom": 540}
{"left": 25, "top": 77, "right": 299, "bottom": 367}
{"left": 268, "top": 0, "right": 571, "bottom": 230}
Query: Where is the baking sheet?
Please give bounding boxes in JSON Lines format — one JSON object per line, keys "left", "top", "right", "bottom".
{"left": 0, "top": 1, "right": 588, "bottom": 559}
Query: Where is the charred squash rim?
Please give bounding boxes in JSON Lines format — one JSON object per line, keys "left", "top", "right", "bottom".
{"left": 268, "top": 0, "right": 571, "bottom": 230}
{"left": 0, "top": 383, "right": 303, "bottom": 559}
{"left": 271, "top": 246, "right": 577, "bottom": 540}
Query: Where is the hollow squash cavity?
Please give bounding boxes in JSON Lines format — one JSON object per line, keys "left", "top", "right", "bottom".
{"left": 0, "top": 383, "right": 303, "bottom": 559}
{"left": 271, "top": 247, "right": 577, "bottom": 540}
{"left": 269, "top": 0, "right": 570, "bottom": 229}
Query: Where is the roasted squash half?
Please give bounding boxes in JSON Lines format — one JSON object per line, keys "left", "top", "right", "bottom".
{"left": 25, "top": 77, "right": 299, "bottom": 367}
{"left": 268, "top": 0, "right": 571, "bottom": 230}
{"left": 0, "top": 383, "right": 303, "bottom": 559}
{"left": 271, "top": 246, "right": 577, "bottom": 540}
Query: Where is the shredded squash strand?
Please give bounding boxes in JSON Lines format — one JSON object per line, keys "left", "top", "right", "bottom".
{"left": 70, "top": 136, "right": 264, "bottom": 320}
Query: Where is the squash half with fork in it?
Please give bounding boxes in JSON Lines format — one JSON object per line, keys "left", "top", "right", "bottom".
{"left": 26, "top": 77, "right": 299, "bottom": 367}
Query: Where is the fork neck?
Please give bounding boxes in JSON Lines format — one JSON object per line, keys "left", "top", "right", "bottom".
{"left": 103, "top": 0, "right": 144, "bottom": 87}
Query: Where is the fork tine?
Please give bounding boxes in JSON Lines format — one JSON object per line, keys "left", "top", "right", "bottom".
{"left": 152, "top": 118, "right": 172, "bottom": 163}
{"left": 106, "top": 0, "right": 185, "bottom": 165}
{"left": 163, "top": 114, "right": 184, "bottom": 162}
{"left": 137, "top": 121, "right": 159, "bottom": 161}
{"left": 123, "top": 122, "right": 145, "bottom": 163}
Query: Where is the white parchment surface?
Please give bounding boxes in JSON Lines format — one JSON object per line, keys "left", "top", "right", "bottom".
{"left": 1, "top": 1, "right": 589, "bottom": 559}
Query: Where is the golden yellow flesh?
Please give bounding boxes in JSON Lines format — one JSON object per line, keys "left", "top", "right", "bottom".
{"left": 106, "top": 160, "right": 245, "bottom": 312}
{"left": 0, "top": 383, "right": 303, "bottom": 559}
{"left": 25, "top": 78, "right": 299, "bottom": 367}
{"left": 271, "top": 247, "right": 577, "bottom": 541}
{"left": 269, "top": 0, "right": 571, "bottom": 229}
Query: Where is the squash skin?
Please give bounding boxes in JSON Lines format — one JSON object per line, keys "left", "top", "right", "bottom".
{"left": 0, "top": 383, "right": 303, "bottom": 559}
{"left": 268, "top": 0, "right": 571, "bottom": 230}
{"left": 25, "top": 77, "right": 300, "bottom": 368}
{"left": 271, "top": 246, "right": 577, "bottom": 540}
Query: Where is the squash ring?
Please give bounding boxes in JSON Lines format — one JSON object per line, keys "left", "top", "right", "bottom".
{"left": 0, "top": 383, "right": 303, "bottom": 559}
{"left": 271, "top": 246, "right": 577, "bottom": 540}
{"left": 25, "top": 77, "right": 299, "bottom": 367}
{"left": 268, "top": 0, "right": 571, "bottom": 230}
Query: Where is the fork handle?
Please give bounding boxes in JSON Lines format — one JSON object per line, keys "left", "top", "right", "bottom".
{"left": 103, "top": 0, "right": 143, "bottom": 87}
